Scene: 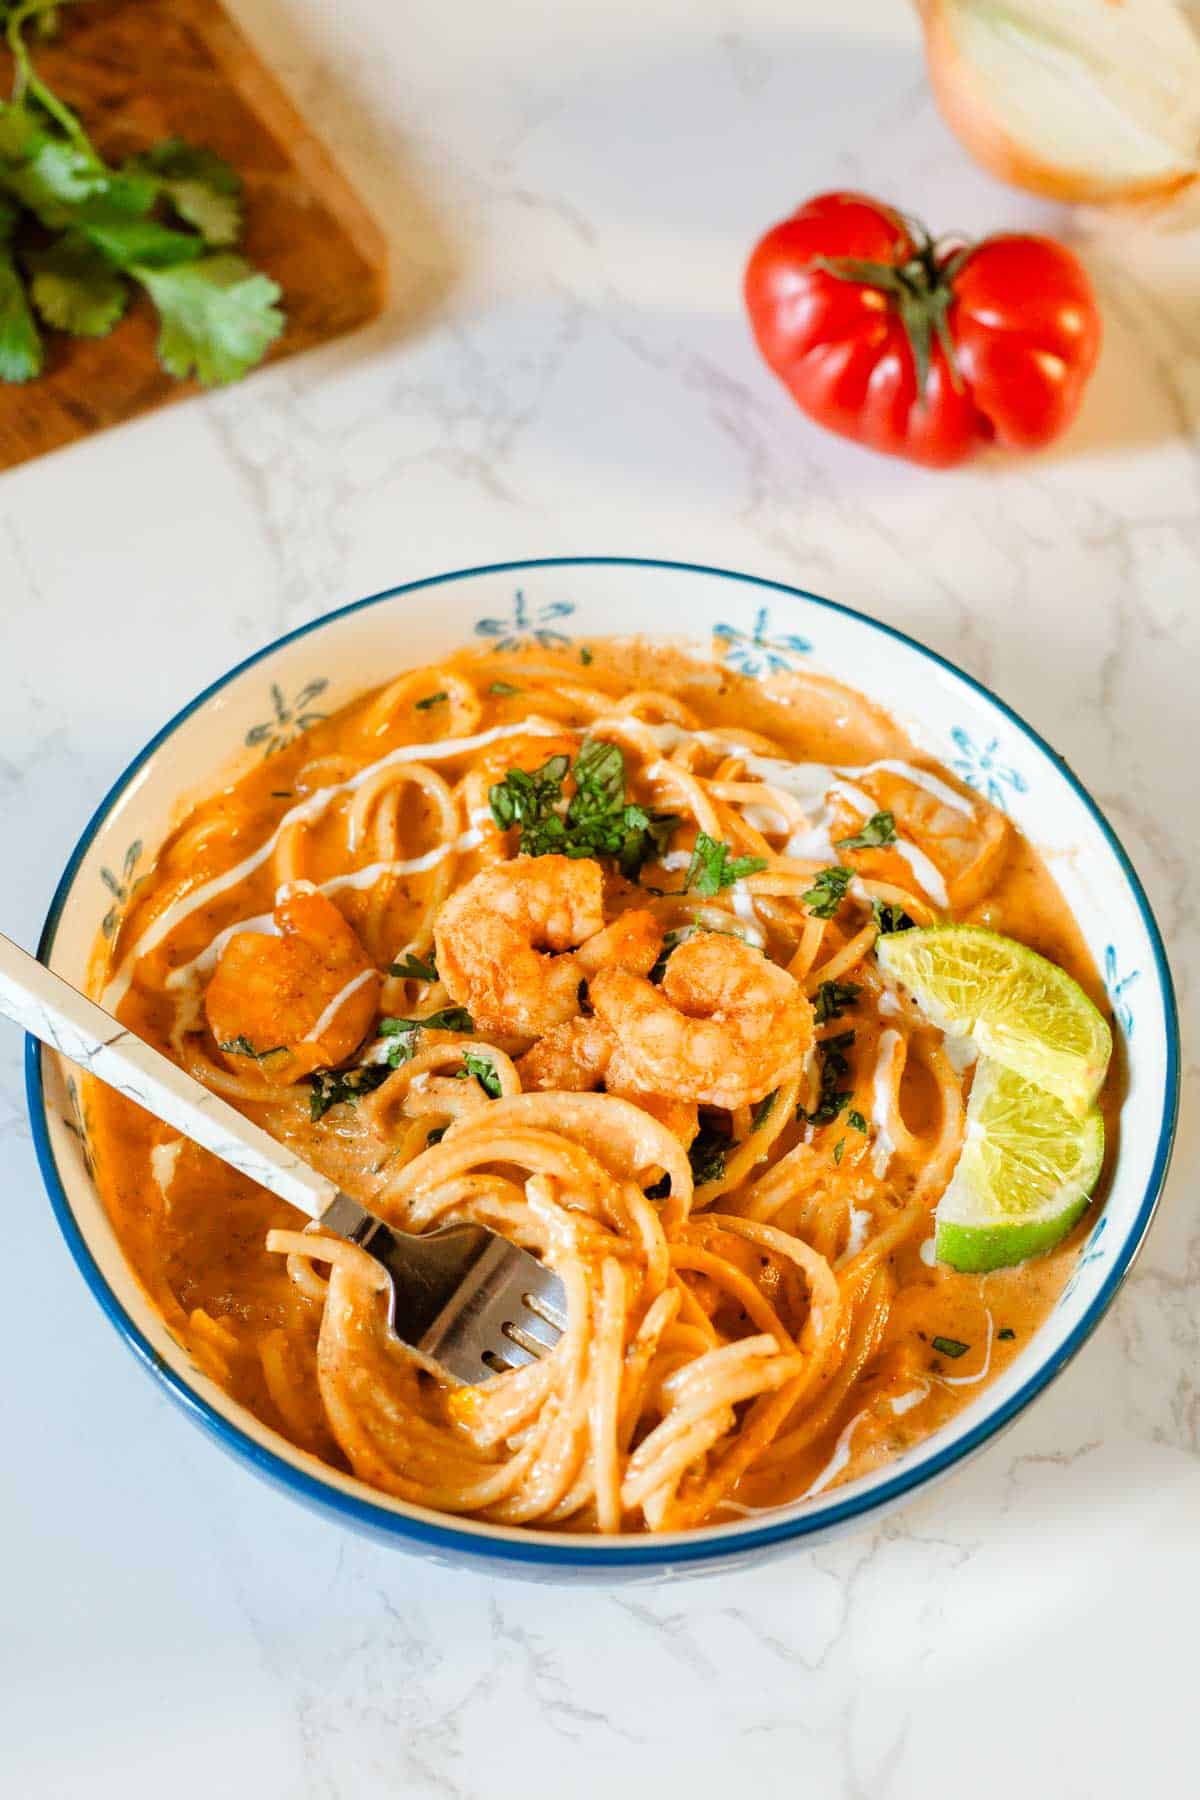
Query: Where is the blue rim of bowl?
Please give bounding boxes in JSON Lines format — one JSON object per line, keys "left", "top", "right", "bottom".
{"left": 26, "top": 556, "right": 1180, "bottom": 1570}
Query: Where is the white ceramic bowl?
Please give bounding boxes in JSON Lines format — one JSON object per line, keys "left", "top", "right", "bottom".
{"left": 28, "top": 559, "right": 1179, "bottom": 1580}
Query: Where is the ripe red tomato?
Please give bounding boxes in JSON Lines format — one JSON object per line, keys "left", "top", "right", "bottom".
{"left": 744, "top": 191, "right": 1101, "bottom": 468}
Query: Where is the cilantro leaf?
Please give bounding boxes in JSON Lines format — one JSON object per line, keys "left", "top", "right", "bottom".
{"left": 25, "top": 231, "right": 128, "bottom": 335}
{"left": 489, "top": 680, "right": 522, "bottom": 696}
{"left": 488, "top": 740, "right": 674, "bottom": 876}
{"left": 415, "top": 691, "right": 448, "bottom": 711}
{"left": 872, "top": 899, "right": 916, "bottom": 935}
{"left": 457, "top": 1050, "right": 502, "bottom": 1098}
{"left": 688, "top": 1121, "right": 729, "bottom": 1187}
{"left": 579, "top": 646, "right": 593, "bottom": 665}
{"left": 0, "top": 104, "right": 111, "bottom": 224}
{"left": 846, "top": 1108, "right": 868, "bottom": 1133}
{"left": 931, "top": 1335, "right": 969, "bottom": 1360}
{"left": 219, "top": 1034, "right": 287, "bottom": 1062}
{"left": 836, "top": 810, "right": 897, "bottom": 852}
{"left": 489, "top": 753, "right": 568, "bottom": 836}
{"left": 78, "top": 204, "right": 204, "bottom": 269}
{"left": 0, "top": 228, "right": 40, "bottom": 381}
{"left": 124, "top": 139, "right": 241, "bottom": 247}
{"left": 307, "top": 1062, "right": 391, "bottom": 1121}
{"left": 426, "top": 1124, "right": 448, "bottom": 1144}
{"left": 799, "top": 1030, "right": 856, "bottom": 1128}
{"left": 685, "top": 831, "right": 767, "bottom": 898}
{"left": 379, "top": 1006, "right": 474, "bottom": 1067}
{"left": 833, "top": 1137, "right": 845, "bottom": 1165}
{"left": 135, "top": 253, "right": 284, "bottom": 386}
{"left": 812, "top": 979, "right": 861, "bottom": 1025}
{"left": 390, "top": 951, "right": 438, "bottom": 983}
{"left": 801, "top": 864, "right": 852, "bottom": 919}
{"left": 750, "top": 1090, "right": 778, "bottom": 1133}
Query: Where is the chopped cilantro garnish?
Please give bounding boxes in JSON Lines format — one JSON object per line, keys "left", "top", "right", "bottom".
{"left": 579, "top": 646, "right": 593, "bottom": 665}
{"left": 308, "top": 1063, "right": 391, "bottom": 1121}
{"left": 219, "top": 1034, "right": 286, "bottom": 1061}
{"left": 872, "top": 899, "right": 916, "bottom": 934}
{"left": 813, "top": 979, "right": 861, "bottom": 1024}
{"left": 931, "top": 1335, "right": 969, "bottom": 1360}
{"left": 379, "top": 1007, "right": 474, "bottom": 1066}
{"left": 488, "top": 680, "right": 522, "bottom": 696}
{"left": 457, "top": 1049, "right": 502, "bottom": 1098}
{"left": 414, "top": 691, "right": 448, "bottom": 711}
{"left": 426, "top": 1124, "right": 448, "bottom": 1144}
{"left": 390, "top": 951, "right": 438, "bottom": 983}
{"left": 688, "top": 1122, "right": 729, "bottom": 1187}
{"left": 750, "top": 1090, "right": 778, "bottom": 1133}
{"left": 836, "top": 810, "right": 897, "bottom": 852}
{"left": 649, "top": 927, "right": 686, "bottom": 984}
{"left": 488, "top": 753, "right": 569, "bottom": 841}
{"left": 801, "top": 864, "right": 853, "bottom": 919}
{"left": 489, "top": 739, "right": 676, "bottom": 877}
{"left": 998, "top": 1327, "right": 1016, "bottom": 1342}
{"left": 684, "top": 831, "right": 767, "bottom": 897}
{"left": 833, "top": 1137, "right": 845, "bottom": 1166}
{"left": 846, "top": 1108, "right": 868, "bottom": 1133}
{"left": 798, "top": 1030, "right": 856, "bottom": 1128}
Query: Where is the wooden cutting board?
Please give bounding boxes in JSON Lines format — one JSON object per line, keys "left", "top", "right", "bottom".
{"left": 0, "top": 0, "right": 387, "bottom": 470}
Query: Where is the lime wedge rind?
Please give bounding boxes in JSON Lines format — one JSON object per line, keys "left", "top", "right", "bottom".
{"left": 933, "top": 1058, "right": 1106, "bottom": 1273}
{"left": 876, "top": 923, "right": 1112, "bottom": 1116}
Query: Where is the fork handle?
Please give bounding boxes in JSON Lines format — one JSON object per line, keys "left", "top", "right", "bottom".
{"left": 1, "top": 931, "right": 336, "bottom": 1220}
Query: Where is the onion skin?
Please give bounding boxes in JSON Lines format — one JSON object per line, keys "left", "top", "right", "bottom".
{"left": 916, "top": 0, "right": 1200, "bottom": 207}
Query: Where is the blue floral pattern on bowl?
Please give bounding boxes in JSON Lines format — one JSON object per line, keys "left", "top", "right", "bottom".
{"left": 474, "top": 589, "right": 574, "bottom": 652}
{"left": 244, "top": 679, "right": 329, "bottom": 757}
{"left": 1105, "top": 945, "right": 1139, "bottom": 1037}
{"left": 713, "top": 607, "right": 812, "bottom": 676}
{"left": 1058, "top": 1214, "right": 1109, "bottom": 1309}
{"left": 949, "top": 727, "right": 1028, "bottom": 810}
{"left": 99, "top": 838, "right": 144, "bottom": 941}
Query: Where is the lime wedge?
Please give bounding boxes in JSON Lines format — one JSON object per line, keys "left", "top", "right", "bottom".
{"left": 875, "top": 924, "right": 1111, "bottom": 1115}
{"left": 935, "top": 1058, "right": 1105, "bottom": 1272}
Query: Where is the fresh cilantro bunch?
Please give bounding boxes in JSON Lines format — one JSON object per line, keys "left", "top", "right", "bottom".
{"left": 0, "top": 0, "right": 283, "bottom": 385}
{"left": 489, "top": 738, "right": 678, "bottom": 879}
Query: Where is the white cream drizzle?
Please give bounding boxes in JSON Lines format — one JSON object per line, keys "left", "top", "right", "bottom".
{"left": 634, "top": 722, "right": 962, "bottom": 909}
{"left": 149, "top": 1138, "right": 182, "bottom": 1203}
{"left": 846, "top": 1203, "right": 872, "bottom": 1257}
{"left": 870, "top": 1028, "right": 903, "bottom": 1178}
{"left": 942, "top": 1030, "right": 978, "bottom": 1076}
{"left": 890, "top": 1381, "right": 929, "bottom": 1416}
{"left": 801, "top": 1409, "right": 866, "bottom": 1498}
{"left": 301, "top": 967, "right": 378, "bottom": 1044}
{"left": 939, "top": 1309, "right": 995, "bottom": 1388}
{"left": 103, "top": 720, "right": 559, "bottom": 1009}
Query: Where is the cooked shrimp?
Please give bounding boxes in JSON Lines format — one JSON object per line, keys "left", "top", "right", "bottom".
{"left": 592, "top": 933, "right": 812, "bottom": 1109}
{"left": 575, "top": 909, "right": 662, "bottom": 979}
{"left": 516, "top": 1016, "right": 698, "bottom": 1145}
{"left": 517, "top": 1016, "right": 614, "bottom": 1091}
{"left": 205, "top": 887, "right": 380, "bottom": 1082}
{"left": 434, "top": 856, "right": 605, "bottom": 1035}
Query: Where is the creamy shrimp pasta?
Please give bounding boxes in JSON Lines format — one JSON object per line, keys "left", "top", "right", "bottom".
{"left": 89, "top": 640, "right": 1115, "bottom": 1533}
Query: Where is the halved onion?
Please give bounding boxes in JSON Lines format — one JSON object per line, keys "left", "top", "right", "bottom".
{"left": 916, "top": 0, "right": 1200, "bottom": 210}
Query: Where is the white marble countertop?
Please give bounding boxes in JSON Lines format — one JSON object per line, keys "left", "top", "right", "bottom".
{"left": 1, "top": 1, "right": 1196, "bottom": 1792}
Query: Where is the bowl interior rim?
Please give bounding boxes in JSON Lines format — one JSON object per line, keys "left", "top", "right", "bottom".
{"left": 26, "top": 555, "right": 1181, "bottom": 1567}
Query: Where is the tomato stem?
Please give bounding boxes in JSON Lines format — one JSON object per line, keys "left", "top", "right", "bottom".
{"left": 809, "top": 226, "right": 969, "bottom": 401}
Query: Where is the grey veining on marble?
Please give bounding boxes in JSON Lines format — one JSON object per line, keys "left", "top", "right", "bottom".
{"left": 0, "top": 1, "right": 1196, "bottom": 1795}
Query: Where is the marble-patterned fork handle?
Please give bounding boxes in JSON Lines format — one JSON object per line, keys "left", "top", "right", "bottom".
{"left": 0, "top": 931, "right": 335, "bottom": 1220}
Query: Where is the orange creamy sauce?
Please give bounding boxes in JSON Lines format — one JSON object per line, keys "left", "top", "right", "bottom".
{"left": 86, "top": 641, "right": 1119, "bottom": 1509}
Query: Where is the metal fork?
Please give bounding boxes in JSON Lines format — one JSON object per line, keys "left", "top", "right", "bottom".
{"left": 0, "top": 932, "right": 566, "bottom": 1382}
